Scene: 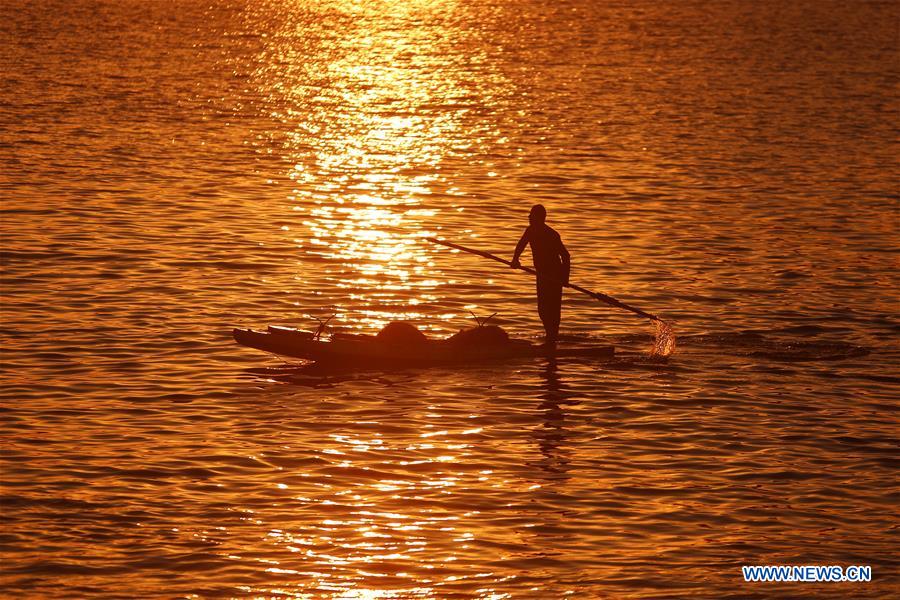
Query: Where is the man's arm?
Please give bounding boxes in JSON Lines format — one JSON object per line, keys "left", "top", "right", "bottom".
{"left": 511, "top": 228, "right": 530, "bottom": 268}
{"left": 559, "top": 238, "right": 570, "bottom": 285}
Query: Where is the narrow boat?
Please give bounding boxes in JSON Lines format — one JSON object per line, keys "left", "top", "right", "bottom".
{"left": 233, "top": 323, "right": 614, "bottom": 368}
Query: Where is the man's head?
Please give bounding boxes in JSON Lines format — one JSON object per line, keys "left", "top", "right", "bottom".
{"left": 529, "top": 204, "right": 547, "bottom": 226}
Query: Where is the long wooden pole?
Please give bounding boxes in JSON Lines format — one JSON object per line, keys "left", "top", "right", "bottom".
{"left": 425, "top": 237, "right": 662, "bottom": 322}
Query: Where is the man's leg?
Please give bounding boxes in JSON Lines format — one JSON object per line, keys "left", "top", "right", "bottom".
{"left": 536, "top": 278, "right": 562, "bottom": 342}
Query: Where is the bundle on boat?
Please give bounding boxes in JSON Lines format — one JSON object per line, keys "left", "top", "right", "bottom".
{"left": 233, "top": 321, "right": 614, "bottom": 368}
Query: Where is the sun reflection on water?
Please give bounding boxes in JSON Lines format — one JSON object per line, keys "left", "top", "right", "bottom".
{"left": 249, "top": 0, "right": 514, "bottom": 335}
{"left": 234, "top": 3, "right": 530, "bottom": 597}
{"left": 227, "top": 404, "right": 516, "bottom": 598}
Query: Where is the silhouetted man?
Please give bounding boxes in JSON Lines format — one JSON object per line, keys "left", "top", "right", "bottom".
{"left": 511, "top": 205, "right": 570, "bottom": 344}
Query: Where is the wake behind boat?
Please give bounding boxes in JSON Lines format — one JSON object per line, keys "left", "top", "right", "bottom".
{"left": 233, "top": 321, "right": 614, "bottom": 369}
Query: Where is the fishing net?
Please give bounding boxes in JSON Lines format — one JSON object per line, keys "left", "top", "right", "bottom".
{"left": 650, "top": 319, "right": 676, "bottom": 358}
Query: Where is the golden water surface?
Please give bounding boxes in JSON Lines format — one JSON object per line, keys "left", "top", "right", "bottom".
{"left": 1, "top": 0, "right": 898, "bottom": 597}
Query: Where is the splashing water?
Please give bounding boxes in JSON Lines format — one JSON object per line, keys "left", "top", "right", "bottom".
{"left": 651, "top": 320, "right": 677, "bottom": 358}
